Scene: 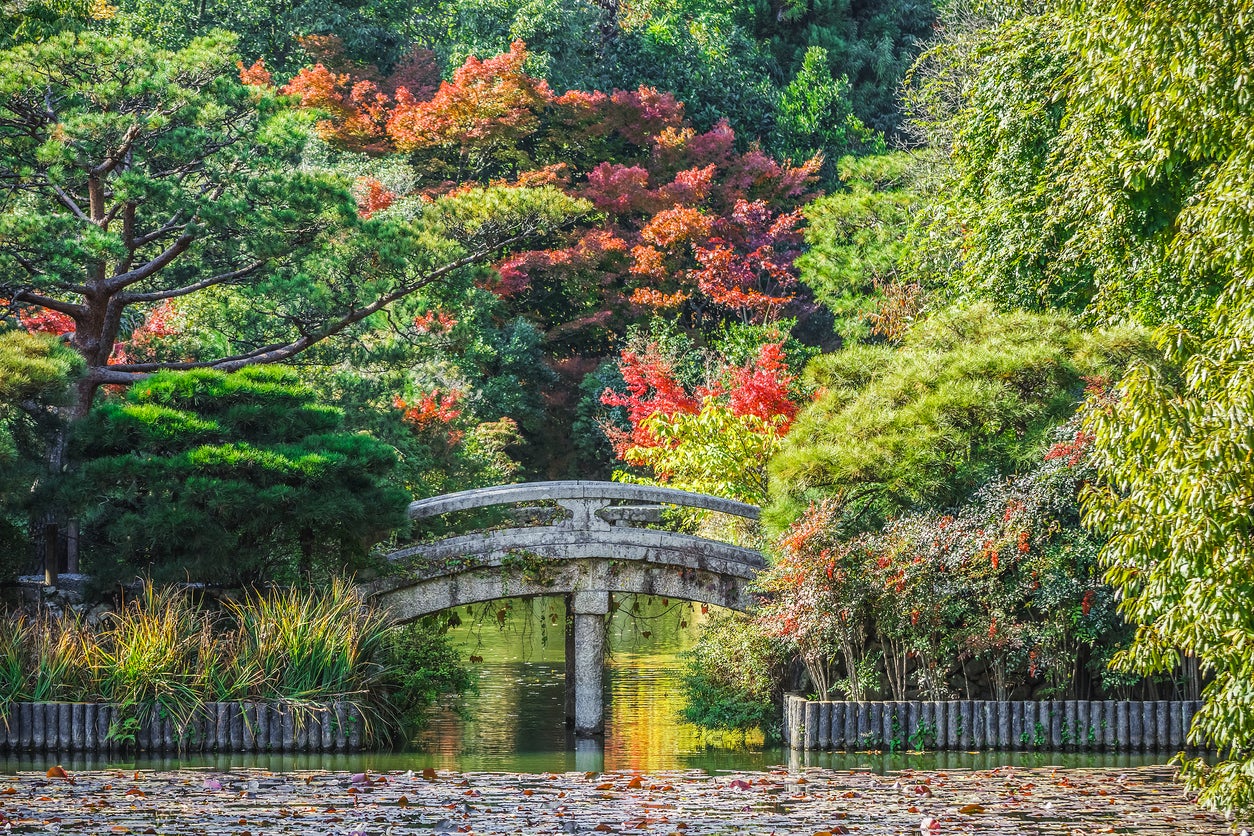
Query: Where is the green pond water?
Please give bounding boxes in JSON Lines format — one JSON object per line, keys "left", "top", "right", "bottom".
{"left": 3, "top": 595, "right": 1180, "bottom": 774}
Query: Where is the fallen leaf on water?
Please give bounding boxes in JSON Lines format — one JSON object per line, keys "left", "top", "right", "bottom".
{"left": 959, "top": 803, "right": 985, "bottom": 814}
{"left": 627, "top": 777, "right": 644, "bottom": 789}
{"left": 920, "top": 816, "right": 941, "bottom": 834}
{"left": 46, "top": 765, "right": 68, "bottom": 779}
{"left": 397, "top": 796, "right": 409, "bottom": 808}
{"left": 422, "top": 768, "right": 438, "bottom": 780}
{"left": 593, "top": 824, "right": 615, "bottom": 832}
{"left": 124, "top": 788, "right": 145, "bottom": 798}
{"left": 596, "top": 782, "right": 615, "bottom": 790}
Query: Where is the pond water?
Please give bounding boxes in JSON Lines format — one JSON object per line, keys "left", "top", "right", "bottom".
{"left": 1, "top": 595, "right": 1181, "bottom": 775}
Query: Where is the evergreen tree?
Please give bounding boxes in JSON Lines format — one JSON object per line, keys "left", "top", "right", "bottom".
{"left": 64, "top": 367, "right": 409, "bottom": 586}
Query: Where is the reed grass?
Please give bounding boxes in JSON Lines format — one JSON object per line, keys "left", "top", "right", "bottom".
{"left": 0, "top": 579, "right": 393, "bottom": 740}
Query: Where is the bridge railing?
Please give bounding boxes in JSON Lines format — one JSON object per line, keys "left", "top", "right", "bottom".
{"left": 405, "top": 480, "right": 759, "bottom": 522}
{"left": 386, "top": 480, "right": 766, "bottom": 578}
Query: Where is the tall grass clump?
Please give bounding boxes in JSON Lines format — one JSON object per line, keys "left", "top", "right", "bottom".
{"left": 229, "top": 578, "right": 389, "bottom": 701}
{"left": 88, "top": 584, "right": 215, "bottom": 722}
{"left": 0, "top": 613, "right": 91, "bottom": 708}
{"left": 0, "top": 579, "right": 396, "bottom": 741}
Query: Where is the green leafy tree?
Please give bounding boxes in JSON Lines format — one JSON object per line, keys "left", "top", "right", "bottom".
{"left": 63, "top": 366, "right": 409, "bottom": 586}
{"left": 767, "top": 304, "right": 1148, "bottom": 532}
{"left": 905, "top": 0, "right": 1247, "bottom": 329}
{"left": 796, "top": 152, "right": 918, "bottom": 343}
{"left": 679, "top": 611, "right": 788, "bottom": 733}
{"left": 908, "top": 0, "right": 1254, "bottom": 812}
{"left": 748, "top": 0, "right": 937, "bottom": 137}
{"left": 115, "top": 0, "right": 414, "bottom": 72}
{"left": 0, "top": 331, "right": 82, "bottom": 574}
{"left": 0, "top": 31, "right": 583, "bottom": 418}
{"left": 773, "top": 46, "right": 883, "bottom": 169}
{"left": 407, "top": 0, "right": 613, "bottom": 94}
{"left": 1085, "top": 292, "right": 1254, "bottom": 813}
{"left": 1, "top": 0, "right": 113, "bottom": 46}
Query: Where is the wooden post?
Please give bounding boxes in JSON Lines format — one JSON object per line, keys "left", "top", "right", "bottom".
{"left": 1117, "top": 701, "right": 1131, "bottom": 751}
{"left": 1009, "top": 701, "right": 1024, "bottom": 750}
{"left": 868, "top": 702, "right": 883, "bottom": 750}
{"left": 959, "top": 701, "right": 974, "bottom": 750}
{"left": 1141, "top": 701, "right": 1157, "bottom": 751}
{"left": 969, "top": 701, "right": 984, "bottom": 750}
{"left": 1088, "top": 701, "right": 1103, "bottom": 752}
{"left": 817, "top": 702, "right": 831, "bottom": 750}
{"left": 1128, "top": 699, "right": 1144, "bottom": 751}
{"left": 805, "top": 701, "right": 820, "bottom": 750}
{"left": 831, "top": 702, "right": 846, "bottom": 750}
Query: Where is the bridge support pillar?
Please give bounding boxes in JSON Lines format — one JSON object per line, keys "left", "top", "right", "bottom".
{"left": 571, "top": 589, "right": 610, "bottom": 737}
{"left": 564, "top": 595, "right": 576, "bottom": 726}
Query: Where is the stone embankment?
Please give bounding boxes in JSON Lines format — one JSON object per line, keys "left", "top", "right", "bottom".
{"left": 784, "top": 697, "right": 1206, "bottom": 752}
{"left": 0, "top": 764, "right": 1236, "bottom": 835}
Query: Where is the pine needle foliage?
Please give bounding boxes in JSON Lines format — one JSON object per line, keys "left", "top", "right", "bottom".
{"left": 767, "top": 304, "right": 1150, "bottom": 532}
{"left": 65, "top": 367, "right": 409, "bottom": 586}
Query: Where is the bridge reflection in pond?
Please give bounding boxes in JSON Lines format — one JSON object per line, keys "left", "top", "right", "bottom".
{"left": 410, "top": 594, "right": 768, "bottom": 773}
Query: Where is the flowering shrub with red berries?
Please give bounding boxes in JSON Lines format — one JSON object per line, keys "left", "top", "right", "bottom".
{"left": 757, "top": 416, "right": 1135, "bottom": 701}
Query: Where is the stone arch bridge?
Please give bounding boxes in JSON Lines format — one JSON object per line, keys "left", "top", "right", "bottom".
{"left": 367, "top": 481, "right": 764, "bottom": 736}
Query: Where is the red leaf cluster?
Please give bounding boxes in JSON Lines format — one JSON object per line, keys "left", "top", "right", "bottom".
{"left": 284, "top": 40, "right": 821, "bottom": 333}
{"left": 18, "top": 307, "right": 75, "bottom": 337}
{"left": 395, "top": 390, "right": 464, "bottom": 445}
{"left": 600, "top": 339, "right": 799, "bottom": 460}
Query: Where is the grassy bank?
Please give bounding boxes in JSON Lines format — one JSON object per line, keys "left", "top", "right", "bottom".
{"left": 0, "top": 580, "right": 466, "bottom": 745}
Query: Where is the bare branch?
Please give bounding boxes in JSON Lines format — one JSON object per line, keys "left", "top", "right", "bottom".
{"left": 11, "top": 289, "right": 84, "bottom": 318}
{"left": 52, "top": 186, "right": 89, "bottom": 222}
{"left": 117, "top": 260, "right": 266, "bottom": 304}
{"left": 104, "top": 237, "right": 530, "bottom": 374}
{"left": 104, "top": 233, "right": 194, "bottom": 292}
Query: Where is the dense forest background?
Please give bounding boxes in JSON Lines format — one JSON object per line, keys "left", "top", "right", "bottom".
{"left": 3, "top": 0, "right": 1253, "bottom": 815}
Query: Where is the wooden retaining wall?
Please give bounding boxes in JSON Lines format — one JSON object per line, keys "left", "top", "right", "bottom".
{"left": 782, "top": 696, "right": 1205, "bottom": 752}
{"left": 0, "top": 702, "right": 365, "bottom": 754}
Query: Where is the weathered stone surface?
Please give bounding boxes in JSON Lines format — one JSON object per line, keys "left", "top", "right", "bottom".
{"left": 374, "top": 481, "right": 766, "bottom": 743}
{"left": 573, "top": 611, "right": 606, "bottom": 737}
{"left": 377, "top": 558, "right": 757, "bottom": 622}
{"left": 405, "top": 480, "right": 760, "bottom": 521}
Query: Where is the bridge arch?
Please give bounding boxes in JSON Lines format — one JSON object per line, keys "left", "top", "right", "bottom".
{"left": 367, "top": 481, "right": 765, "bottom": 737}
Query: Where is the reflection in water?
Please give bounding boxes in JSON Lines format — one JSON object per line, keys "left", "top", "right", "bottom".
{"left": 2, "top": 595, "right": 1184, "bottom": 775}
{"left": 410, "top": 594, "right": 767, "bottom": 773}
